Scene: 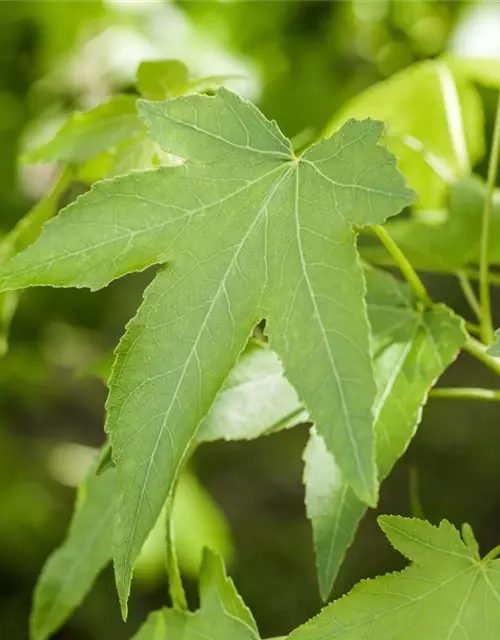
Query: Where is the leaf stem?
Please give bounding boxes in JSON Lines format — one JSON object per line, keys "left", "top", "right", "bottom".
{"left": 483, "top": 545, "right": 500, "bottom": 563}
{"left": 456, "top": 271, "right": 481, "bottom": 320}
{"left": 165, "top": 493, "right": 188, "bottom": 611}
{"left": 372, "top": 225, "right": 431, "bottom": 305}
{"left": 371, "top": 226, "right": 500, "bottom": 378}
{"left": 430, "top": 387, "right": 500, "bottom": 402}
{"left": 479, "top": 92, "right": 500, "bottom": 344}
{"left": 464, "top": 335, "right": 500, "bottom": 377}
{"left": 464, "top": 321, "right": 481, "bottom": 336}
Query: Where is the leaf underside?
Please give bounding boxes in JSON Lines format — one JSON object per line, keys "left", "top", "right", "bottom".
{"left": 0, "top": 88, "right": 414, "bottom": 612}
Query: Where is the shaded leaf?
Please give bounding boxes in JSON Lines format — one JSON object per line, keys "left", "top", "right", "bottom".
{"left": 32, "top": 462, "right": 233, "bottom": 637}
{"left": 31, "top": 462, "right": 117, "bottom": 640}
{"left": 135, "top": 469, "right": 233, "bottom": 582}
{"left": 304, "top": 267, "right": 465, "bottom": 600}
{"left": 0, "top": 89, "right": 413, "bottom": 612}
{"left": 132, "top": 550, "right": 259, "bottom": 640}
{"left": 288, "top": 516, "right": 500, "bottom": 640}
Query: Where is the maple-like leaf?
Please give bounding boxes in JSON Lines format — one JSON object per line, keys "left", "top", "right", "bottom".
{"left": 288, "top": 516, "right": 500, "bottom": 640}
{"left": 0, "top": 88, "right": 413, "bottom": 612}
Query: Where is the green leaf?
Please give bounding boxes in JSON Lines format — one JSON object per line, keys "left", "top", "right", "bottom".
{"left": 31, "top": 462, "right": 117, "bottom": 640}
{"left": 31, "top": 465, "right": 233, "bottom": 637}
{"left": 198, "top": 339, "right": 307, "bottom": 442}
{"left": 327, "top": 60, "right": 484, "bottom": 210}
{"left": 287, "top": 516, "right": 500, "bottom": 640}
{"left": 447, "top": 55, "right": 500, "bottom": 89}
{"left": 304, "top": 267, "right": 466, "bottom": 601}
{"left": 361, "top": 175, "right": 500, "bottom": 272}
{"left": 132, "top": 550, "right": 259, "bottom": 640}
{"left": 85, "top": 338, "right": 307, "bottom": 443}
{"left": 24, "top": 96, "right": 144, "bottom": 164}
{"left": 135, "top": 469, "right": 233, "bottom": 582}
{"left": 0, "top": 88, "right": 414, "bottom": 612}
{"left": 137, "top": 60, "right": 190, "bottom": 100}
{"left": 488, "top": 329, "right": 500, "bottom": 356}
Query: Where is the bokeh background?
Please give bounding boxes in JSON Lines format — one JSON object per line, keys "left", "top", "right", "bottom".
{"left": 1, "top": 1, "right": 500, "bottom": 638}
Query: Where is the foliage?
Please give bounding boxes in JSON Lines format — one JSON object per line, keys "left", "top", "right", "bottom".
{"left": 289, "top": 516, "right": 500, "bottom": 640}
{"left": 3, "top": 3, "right": 500, "bottom": 640}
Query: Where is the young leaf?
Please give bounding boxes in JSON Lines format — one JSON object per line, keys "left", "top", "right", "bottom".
{"left": 304, "top": 267, "right": 466, "bottom": 601}
{"left": 132, "top": 550, "right": 259, "bottom": 640}
{"left": 24, "top": 96, "right": 144, "bottom": 164}
{"left": 136, "top": 60, "right": 189, "bottom": 100}
{"left": 288, "top": 516, "right": 500, "bottom": 640}
{"left": 327, "top": 59, "right": 484, "bottom": 210}
{"left": 0, "top": 88, "right": 413, "bottom": 611}
{"left": 31, "top": 464, "right": 117, "bottom": 640}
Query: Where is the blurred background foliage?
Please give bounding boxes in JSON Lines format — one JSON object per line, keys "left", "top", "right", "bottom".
{"left": 2, "top": 1, "right": 500, "bottom": 638}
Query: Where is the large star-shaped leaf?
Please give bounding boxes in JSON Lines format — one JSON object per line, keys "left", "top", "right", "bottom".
{"left": 0, "top": 88, "right": 413, "bottom": 611}
{"left": 288, "top": 516, "right": 500, "bottom": 640}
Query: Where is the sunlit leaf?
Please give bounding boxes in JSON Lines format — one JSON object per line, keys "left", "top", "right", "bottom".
{"left": 327, "top": 60, "right": 484, "bottom": 210}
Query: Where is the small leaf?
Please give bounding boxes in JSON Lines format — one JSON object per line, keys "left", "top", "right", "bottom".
{"left": 0, "top": 89, "right": 414, "bottom": 611}
{"left": 327, "top": 59, "right": 484, "bottom": 209}
{"left": 131, "top": 550, "right": 259, "bottom": 640}
{"left": 288, "top": 517, "right": 500, "bottom": 640}
{"left": 31, "top": 462, "right": 117, "bottom": 640}
{"left": 24, "top": 96, "right": 144, "bottom": 164}
{"left": 137, "top": 60, "right": 189, "bottom": 100}
{"left": 304, "top": 267, "right": 466, "bottom": 600}
{"left": 488, "top": 329, "right": 500, "bottom": 356}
